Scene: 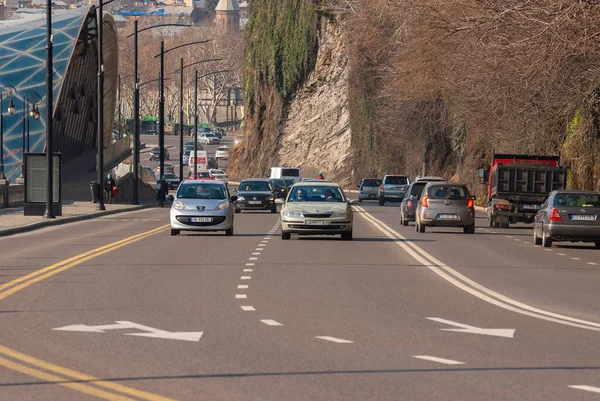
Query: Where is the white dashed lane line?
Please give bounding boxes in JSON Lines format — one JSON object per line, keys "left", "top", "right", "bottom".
{"left": 569, "top": 385, "right": 600, "bottom": 394}
{"left": 413, "top": 355, "right": 465, "bottom": 365}
{"left": 571, "top": 257, "right": 581, "bottom": 261}
{"left": 236, "top": 294, "right": 247, "bottom": 299}
{"left": 241, "top": 306, "right": 256, "bottom": 311}
{"left": 241, "top": 276, "right": 251, "bottom": 280}
{"left": 249, "top": 257, "right": 258, "bottom": 261}
{"left": 558, "top": 253, "right": 566, "bottom": 256}
{"left": 237, "top": 285, "right": 249, "bottom": 289}
{"left": 252, "top": 252, "right": 261, "bottom": 255}
{"left": 588, "top": 262, "right": 599, "bottom": 266}
{"left": 544, "top": 249, "right": 552, "bottom": 252}
{"left": 261, "top": 319, "right": 283, "bottom": 326}
{"left": 246, "top": 263, "right": 255, "bottom": 266}
{"left": 316, "top": 336, "right": 353, "bottom": 344}
{"left": 243, "top": 269, "right": 253, "bottom": 272}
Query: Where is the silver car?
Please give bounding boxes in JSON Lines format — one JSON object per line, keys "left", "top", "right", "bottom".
{"left": 415, "top": 181, "right": 476, "bottom": 234}
{"left": 400, "top": 177, "right": 445, "bottom": 225}
{"left": 358, "top": 178, "right": 382, "bottom": 202}
{"left": 170, "top": 181, "right": 236, "bottom": 236}
{"left": 533, "top": 190, "right": 600, "bottom": 248}
{"left": 378, "top": 175, "right": 410, "bottom": 205}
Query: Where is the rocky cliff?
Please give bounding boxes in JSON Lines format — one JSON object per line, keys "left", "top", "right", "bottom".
{"left": 229, "top": 6, "right": 351, "bottom": 184}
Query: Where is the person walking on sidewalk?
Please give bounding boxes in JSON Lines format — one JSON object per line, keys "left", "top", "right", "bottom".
{"left": 104, "top": 173, "right": 116, "bottom": 204}
{"left": 156, "top": 176, "right": 169, "bottom": 207}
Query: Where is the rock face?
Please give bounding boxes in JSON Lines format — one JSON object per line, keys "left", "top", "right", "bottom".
{"left": 275, "top": 19, "right": 352, "bottom": 183}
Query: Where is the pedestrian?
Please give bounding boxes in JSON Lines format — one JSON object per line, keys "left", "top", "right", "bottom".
{"left": 104, "top": 173, "right": 116, "bottom": 204}
{"left": 156, "top": 175, "right": 169, "bottom": 207}
{"left": 317, "top": 172, "right": 325, "bottom": 180}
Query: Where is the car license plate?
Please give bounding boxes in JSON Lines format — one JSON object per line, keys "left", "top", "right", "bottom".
{"left": 570, "top": 215, "right": 596, "bottom": 221}
{"left": 306, "top": 220, "right": 329, "bottom": 226}
{"left": 522, "top": 204, "right": 540, "bottom": 210}
{"left": 191, "top": 217, "right": 212, "bottom": 223}
{"left": 438, "top": 214, "right": 459, "bottom": 220}
{"left": 369, "top": 194, "right": 376, "bottom": 199}
{"left": 248, "top": 201, "right": 262, "bottom": 205}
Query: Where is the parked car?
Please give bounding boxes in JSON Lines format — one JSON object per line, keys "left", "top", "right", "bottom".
{"left": 149, "top": 147, "right": 170, "bottom": 161}
{"left": 234, "top": 135, "right": 243, "bottom": 146}
{"left": 163, "top": 173, "right": 181, "bottom": 190}
{"left": 154, "top": 163, "right": 175, "bottom": 177}
{"left": 198, "top": 132, "right": 220, "bottom": 145}
{"left": 533, "top": 190, "right": 600, "bottom": 248}
{"left": 279, "top": 182, "right": 355, "bottom": 240}
{"left": 215, "top": 146, "right": 229, "bottom": 160}
{"left": 378, "top": 175, "right": 410, "bottom": 205}
{"left": 170, "top": 180, "right": 236, "bottom": 236}
{"left": 189, "top": 171, "right": 215, "bottom": 180}
{"left": 235, "top": 179, "right": 277, "bottom": 213}
{"left": 358, "top": 178, "right": 382, "bottom": 202}
{"left": 415, "top": 181, "right": 476, "bottom": 234}
{"left": 209, "top": 169, "right": 228, "bottom": 182}
{"left": 400, "top": 177, "right": 445, "bottom": 226}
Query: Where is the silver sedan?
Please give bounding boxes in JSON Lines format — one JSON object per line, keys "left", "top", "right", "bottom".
{"left": 533, "top": 190, "right": 600, "bottom": 248}
{"left": 170, "top": 181, "right": 236, "bottom": 236}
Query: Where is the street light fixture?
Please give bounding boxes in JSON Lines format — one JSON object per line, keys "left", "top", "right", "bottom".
{"left": 24, "top": 91, "right": 43, "bottom": 153}
{"left": 0, "top": 85, "right": 17, "bottom": 182}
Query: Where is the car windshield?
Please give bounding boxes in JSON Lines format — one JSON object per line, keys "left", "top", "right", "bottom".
{"left": 553, "top": 193, "right": 600, "bottom": 207}
{"left": 362, "top": 179, "right": 382, "bottom": 187}
{"left": 284, "top": 179, "right": 296, "bottom": 186}
{"left": 281, "top": 169, "right": 300, "bottom": 177}
{"left": 428, "top": 185, "right": 467, "bottom": 199}
{"left": 151, "top": 147, "right": 160, "bottom": 152}
{"left": 164, "top": 174, "right": 177, "bottom": 179}
{"left": 410, "top": 182, "right": 427, "bottom": 196}
{"left": 239, "top": 181, "right": 272, "bottom": 192}
{"left": 206, "top": 133, "right": 217, "bottom": 138}
{"left": 177, "top": 183, "right": 226, "bottom": 199}
{"left": 211, "top": 170, "right": 225, "bottom": 175}
{"left": 271, "top": 179, "right": 286, "bottom": 187}
{"left": 385, "top": 176, "right": 409, "bottom": 185}
{"left": 288, "top": 186, "right": 344, "bottom": 202}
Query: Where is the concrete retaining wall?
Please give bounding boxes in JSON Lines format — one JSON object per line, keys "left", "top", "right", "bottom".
{"left": 0, "top": 183, "right": 24, "bottom": 209}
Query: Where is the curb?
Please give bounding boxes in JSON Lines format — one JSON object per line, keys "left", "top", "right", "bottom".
{"left": 0, "top": 204, "right": 155, "bottom": 238}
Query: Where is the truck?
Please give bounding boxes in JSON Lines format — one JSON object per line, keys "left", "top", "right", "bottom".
{"left": 481, "top": 153, "right": 566, "bottom": 228}
{"left": 188, "top": 150, "right": 208, "bottom": 175}
{"left": 269, "top": 167, "right": 301, "bottom": 183}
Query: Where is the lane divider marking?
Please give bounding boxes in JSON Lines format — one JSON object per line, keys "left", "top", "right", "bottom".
{"left": 240, "top": 276, "right": 251, "bottom": 280}
{"left": 261, "top": 320, "right": 282, "bottom": 326}
{"left": 315, "top": 336, "right": 353, "bottom": 344}
{"left": 243, "top": 269, "right": 253, "bottom": 272}
{"left": 354, "top": 206, "right": 600, "bottom": 331}
{"left": 413, "top": 355, "right": 465, "bottom": 365}
{"left": 241, "top": 306, "right": 256, "bottom": 311}
{"left": 235, "top": 294, "right": 247, "bottom": 299}
{"left": 237, "top": 285, "right": 249, "bottom": 289}
{"left": 569, "top": 385, "right": 600, "bottom": 394}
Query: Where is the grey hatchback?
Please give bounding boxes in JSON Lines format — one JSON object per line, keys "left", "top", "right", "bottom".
{"left": 415, "top": 181, "right": 476, "bottom": 233}
{"left": 533, "top": 190, "right": 600, "bottom": 248}
{"left": 358, "top": 178, "right": 382, "bottom": 202}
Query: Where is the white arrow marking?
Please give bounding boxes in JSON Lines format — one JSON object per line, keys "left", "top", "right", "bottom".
{"left": 569, "top": 385, "right": 600, "bottom": 394}
{"left": 53, "top": 321, "right": 203, "bottom": 342}
{"left": 316, "top": 336, "right": 353, "bottom": 344}
{"left": 427, "top": 317, "right": 515, "bottom": 338}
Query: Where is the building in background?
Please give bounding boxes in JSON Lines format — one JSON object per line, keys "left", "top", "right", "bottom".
{"left": 214, "top": 0, "right": 238, "bottom": 31}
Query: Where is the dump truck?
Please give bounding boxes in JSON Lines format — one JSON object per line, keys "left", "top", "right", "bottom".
{"left": 481, "top": 153, "right": 567, "bottom": 227}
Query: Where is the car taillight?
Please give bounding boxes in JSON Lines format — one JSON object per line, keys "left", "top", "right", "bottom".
{"left": 380, "top": 184, "right": 385, "bottom": 190}
{"left": 467, "top": 198, "right": 473, "bottom": 208}
{"left": 421, "top": 195, "right": 429, "bottom": 208}
{"left": 406, "top": 200, "right": 413, "bottom": 210}
{"left": 549, "top": 208, "right": 563, "bottom": 222}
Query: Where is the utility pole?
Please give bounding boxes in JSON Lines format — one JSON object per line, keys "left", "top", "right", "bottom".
{"left": 132, "top": 20, "right": 140, "bottom": 205}
{"left": 43, "top": 0, "right": 55, "bottom": 218}
{"left": 96, "top": 2, "right": 106, "bottom": 211}
{"left": 194, "top": 70, "right": 198, "bottom": 180}
{"left": 179, "top": 57, "right": 184, "bottom": 181}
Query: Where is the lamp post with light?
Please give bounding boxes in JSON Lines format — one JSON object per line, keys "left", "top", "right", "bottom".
{"left": 24, "top": 91, "right": 42, "bottom": 153}
{"left": 0, "top": 85, "right": 17, "bottom": 182}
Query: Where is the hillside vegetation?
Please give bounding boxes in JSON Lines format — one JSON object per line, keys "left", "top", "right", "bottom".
{"left": 233, "top": 0, "right": 600, "bottom": 194}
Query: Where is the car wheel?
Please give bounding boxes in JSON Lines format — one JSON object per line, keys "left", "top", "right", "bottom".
{"left": 378, "top": 197, "right": 385, "bottom": 206}
{"left": 270, "top": 206, "right": 277, "bottom": 213}
{"left": 170, "top": 228, "right": 179, "bottom": 236}
{"left": 488, "top": 214, "right": 494, "bottom": 227}
{"left": 595, "top": 241, "right": 600, "bottom": 249}
{"left": 225, "top": 228, "right": 233, "bottom": 236}
{"left": 281, "top": 231, "right": 291, "bottom": 240}
{"left": 533, "top": 226, "right": 542, "bottom": 246}
{"left": 341, "top": 231, "right": 353, "bottom": 241}
{"left": 542, "top": 227, "right": 552, "bottom": 248}
{"left": 418, "top": 222, "right": 425, "bottom": 233}
{"left": 463, "top": 225, "right": 475, "bottom": 234}
{"left": 402, "top": 214, "right": 409, "bottom": 226}
{"left": 234, "top": 208, "right": 241, "bottom": 214}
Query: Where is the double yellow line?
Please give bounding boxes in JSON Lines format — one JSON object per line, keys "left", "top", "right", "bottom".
{"left": 0, "top": 223, "right": 176, "bottom": 400}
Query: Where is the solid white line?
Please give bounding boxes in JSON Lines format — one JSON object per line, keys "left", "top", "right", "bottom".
{"left": 235, "top": 294, "right": 247, "bottom": 299}
{"left": 413, "top": 355, "right": 464, "bottom": 365}
{"left": 246, "top": 263, "right": 255, "bottom": 266}
{"left": 354, "top": 206, "right": 600, "bottom": 331}
{"left": 569, "top": 385, "right": 600, "bottom": 394}
{"left": 316, "top": 336, "right": 353, "bottom": 344}
{"left": 249, "top": 257, "right": 258, "bottom": 260}
{"left": 588, "top": 262, "right": 598, "bottom": 266}
{"left": 237, "top": 285, "right": 248, "bottom": 289}
{"left": 241, "top": 276, "right": 251, "bottom": 280}
{"left": 571, "top": 257, "right": 581, "bottom": 260}
{"left": 261, "top": 319, "right": 282, "bottom": 326}
{"left": 243, "top": 269, "right": 253, "bottom": 272}
{"left": 241, "top": 306, "right": 256, "bottom": 311}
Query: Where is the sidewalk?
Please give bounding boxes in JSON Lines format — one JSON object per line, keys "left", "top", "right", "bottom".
{"left": 0, "top": 201, "right": 155, "bottom": 237}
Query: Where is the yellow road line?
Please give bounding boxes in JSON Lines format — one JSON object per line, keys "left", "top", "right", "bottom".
{"left": 0, "top": 224, "right": 170, "bottom": 302}
{"left": 0, "top": 356, "right": 136, "bottom": 401}
{"left": 0, "top": 345, "right": 178, "bottom": 401}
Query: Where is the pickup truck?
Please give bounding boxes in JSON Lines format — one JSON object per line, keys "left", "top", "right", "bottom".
{"left": 481, "top": 153, "right": 566, "bottom": 227}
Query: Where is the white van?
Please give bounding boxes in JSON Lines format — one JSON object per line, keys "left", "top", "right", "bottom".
{"left": 188, "top": 150, "right": 208, "bottom": 173}
{"left": 269, "top": 167, "right": 301, "bottom": 183}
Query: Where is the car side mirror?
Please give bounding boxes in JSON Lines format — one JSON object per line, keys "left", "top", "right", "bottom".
{"left": 230, "top": 195, "right": 238, "bottom": 202}
{"left": 166, "top": 195, "right": 174, "bottom": 202}
{"left": 348, "top": 199, "right": 357, "bottom": 205}
{"left": 472, "top": 196, "right": 477, "bottom": 201}
{"left": 275, "top": 199, "right": 285, "bottom": 205}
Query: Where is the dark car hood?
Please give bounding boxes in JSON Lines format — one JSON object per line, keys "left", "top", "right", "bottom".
{"left": 237, "top": 191, "right": 272, "bottom": 197}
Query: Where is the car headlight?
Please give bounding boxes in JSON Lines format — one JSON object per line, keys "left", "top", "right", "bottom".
{"left": 331, "top": 211, "right": 349, "bottom": 218}
{"left": 237, "top": 196, "right": 245, "bottom": 201}
{"left": 216, "top": 201, "right": 230, "bottom": 210}
{"left": 173, "top": 200, "right": 187, "bottom": 210}
{"left": 283, "top": 210, "right": 304, "bottom": 218}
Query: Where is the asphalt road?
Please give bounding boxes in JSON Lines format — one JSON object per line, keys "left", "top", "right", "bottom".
{"left": 0, "top": 203, "right": 599, "bottom": 400}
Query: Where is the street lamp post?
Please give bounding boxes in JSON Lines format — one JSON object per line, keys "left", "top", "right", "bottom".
{"left": 0, "top": 85, "right": 17, "bottom": 182}
{"left": 96, "top": 0, "right": 106, "bottom": 211}
{"left": 194, "top": 70, "right": 198, "bottom": 180}
{"left": 25, "top": 91, "right": 42, "bottom": 153}
{"left": 43, "top": 0, "right": 55, "bottom": 219}
{"left": 179, "top": 57, "right": 184, "bottom": 182}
